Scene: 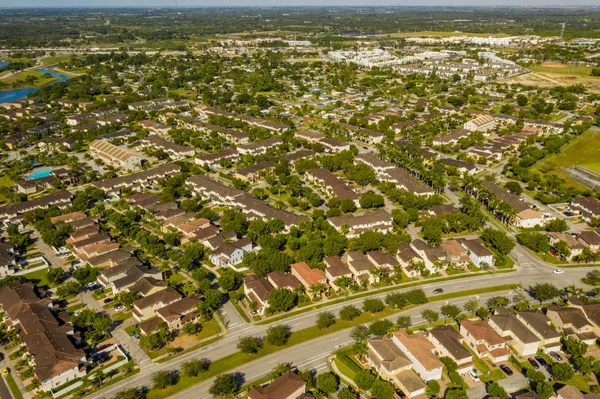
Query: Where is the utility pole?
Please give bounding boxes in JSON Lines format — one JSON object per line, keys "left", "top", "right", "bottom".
{"left": 560, "top": 23, "right": 566, "bottom": 42}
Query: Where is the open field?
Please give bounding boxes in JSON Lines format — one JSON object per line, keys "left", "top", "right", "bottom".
{"left": 530, "top": 63, "right": 595, "bottom": 76}
{"left": 39, "top": 54, "right": 74, "bottom": 67}
{"left": 2, "top": 70, "right": 57, "bottom": 86}
{"left": 532, "top": 128, "right": 600, "bottom": 189}
{"left": 502, "top": 71, "right": 600, "bottom": 93}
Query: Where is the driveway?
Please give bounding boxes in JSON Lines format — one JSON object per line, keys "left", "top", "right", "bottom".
{"left": 467, "top": 375, "right": 528, "bottom": 399}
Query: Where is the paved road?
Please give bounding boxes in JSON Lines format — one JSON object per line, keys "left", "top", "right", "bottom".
{"left": 85, "top": 259, "right": 599, "bottom": 399}
{"left": 81, "top": 291, "right": 154, "bottom": 369}
{"left": 0, "top": 375, "right": 13, "bottom": 399}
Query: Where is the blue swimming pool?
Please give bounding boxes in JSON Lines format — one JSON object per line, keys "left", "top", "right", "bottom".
{"left": 26, "top": 167, "right": 57, "bottom": 180}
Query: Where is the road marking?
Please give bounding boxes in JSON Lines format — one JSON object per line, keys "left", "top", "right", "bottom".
{"left": 268, "top": 359, "right": 279, "bottom": 364}
{"left": 331, "top": 338, "right": 340, "bottom": 342}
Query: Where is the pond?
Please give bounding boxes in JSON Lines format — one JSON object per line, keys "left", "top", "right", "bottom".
{"left": 0, "top": 67, "right": 71, "bottom": 103}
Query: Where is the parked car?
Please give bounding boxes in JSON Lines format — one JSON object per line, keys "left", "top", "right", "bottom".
{"left": 553, "top": 269, "right": 564, "bottom": 274}
{"left": 535, "top": 356, "right": 548, "bottom": 367}
{"left": 528, "top": 358, "right": 540, "bottom": 369}
{"left": 550, "top": 351, "right": 563, "bottom": 361}
{"left": 114, "top": 304, "right": 124, "bottom": 312}
{"left": 432, "top": 288, "right": 444, "bottom": 294}
{"left": 103, "top": 297, "right": 113, "bottom": 304}
{"left": 500, "top": 365, "right": 513, "bottom": 376}
{"left": 468, "top": 369, "right": 480, "bottom": 383}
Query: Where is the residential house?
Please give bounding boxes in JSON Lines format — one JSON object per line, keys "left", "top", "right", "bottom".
{"left": 548, "top": 232, "right": 585, "bottom": 261}
{"left": 460, "top": 319, "right": 510, "bottom": 362}
{"left": 427, "top": 325, "right": 473, "bottom": 374}
{"left": 441, "top": 240, "right": 471, "bottom": 268}
{"left": 346, "top": 251, "right": 376, "bottom": 285}
{"left": 267, "top": 272, "right": 301, "bottom": 291}
{"left": 323, "top": 256, "right": 353, "bottom": 290}
{"left": 139, "top": 296, "right": 201, "bottom": 334}
{"left": 410, "top": 239, "right": 448, "bottom": 272}
{"left": 89, "top": 140, "right": 143, "bottom": 171}
{"left": 458, "top": 238, "right": 495, "bottom": 268}
{"left": 464, "top": 115, "right": 496, "bottom": 132}
{"left": 546, "top": 306, "right": 597, "bottom": 344}
{"left": 291, "top": 262, "right": 328, "bottom": 295}
{"left": 328, "top": 210, "right": 393, "bottom": 238}
{"left": 210, "top": 238, "right": 254, "bottom": 271}
{"left": 489, "top": 308, "right": 540, "bottom": 356}
{"left": 0, "top": 284, "right": 87, "bottom": 392}
{"left": 243, "top": 274, "right": 273, "bottom": 315}
{"left": 0, "top": 240, "right": 18, "bottom": 277}
{"left": 132, "top": 287, "right": 182, "bottom": 322}
{"left": 516, "top": 310, "right": 561, "bottom": 353}
{"left": 248, "top": 370, "right": 307, "bottom": 399}
{"left": 393, "top": 330, "right": 443, "bottom": 381}
{"left": 396, "top": 242, "right": 424, "bottom": 278}
{"left": 570, "top": 197, "right": 600, "bottom": 224}
{"left": 577, "top": 231, "right": 600, "bottom": 252}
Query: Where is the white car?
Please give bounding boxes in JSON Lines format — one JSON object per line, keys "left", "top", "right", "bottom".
{"left": 468, "top": 369, "right": 480, "bottom": 383}
{"left": 553, "top": 269, "right": 565, "bottom": 275}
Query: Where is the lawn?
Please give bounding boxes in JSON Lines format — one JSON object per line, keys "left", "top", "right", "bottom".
{"left": 533, "top": 128, "right": 600, "bottom": 188}
{"left": 563, "top": 375, "right": 591, "bottom": 392}
{"left": 0, "top": 174, "right": 14, "bottom": 203}
{"left": 530, "top": 64, "right": 596, "bottom": 77}
{"left": 39, "top": 54, "right": 74, "bottom": 67}
{"left": 5, "top": 372, "right": 24, "bottom": 399}
{"left": 3, "top": 70, "right": 57, "bottom": 87}
{"left": 21, "top": 267, "right": 53, "bottom": 289}
{"left": 146, "top": 317, "right": 222, "bottom": 359}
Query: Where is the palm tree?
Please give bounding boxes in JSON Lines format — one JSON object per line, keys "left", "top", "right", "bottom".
{"left": 334, "top": 276, "right": 352, "bottom": 290}
{"left": 561, "top": 284, "right": 585, "bottom": 299}
{"left": 309, "top": 283, "right": 326, "bottom": 299}
{"left": 91, "top": 371, "right": 105, "bottom": 388}
{"left": 371, "top": 267, "right": 388, "bottom": 283}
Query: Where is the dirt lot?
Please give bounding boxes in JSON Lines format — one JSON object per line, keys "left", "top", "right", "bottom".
{"left": 502, "top": 72, "right": 600, "bottom": 93}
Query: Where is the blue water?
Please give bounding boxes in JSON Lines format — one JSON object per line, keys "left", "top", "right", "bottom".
{"left": 0, "top": 67, "right": 70, "bottom": 103}
{"left": 26, "top": 167, "right": 57, "bottom": 180}
{"left": 0, "top": 61, "right": 8, "bottom": 68}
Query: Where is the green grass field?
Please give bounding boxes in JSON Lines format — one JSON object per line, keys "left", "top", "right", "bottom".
{"left": 0, "top": 174, "right": 14, "bottom": 203}
{"left": 39, "top": 54, "right": 75, "bottom": 67}
{"left": 533, "top": 128, "right": 600, "bottom": 189}
{"left": 2, "top": 70, "right": 57, "bottom": 87}
{"left": 530, "top": 64, "right": 596, "bottom": 77}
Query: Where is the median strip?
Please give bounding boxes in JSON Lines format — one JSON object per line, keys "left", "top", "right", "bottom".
{"left": 145, "top": 284, "right": 518, "bottom": 399}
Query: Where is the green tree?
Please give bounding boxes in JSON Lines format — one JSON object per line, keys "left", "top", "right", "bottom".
{"left": 338, "top": 387, "right": 358, "bottom": 399}
{"left": 115, "top": 387, "right": 147, "bottom": 399}
{"left": 371, "top": 380, "right": 394, "bottom": 399}
{"left": 396, "top": 315, "right": 411, "bottom": 329}
{"left": 267, "top": 288, "right": 297, "bottom": 312}
{"left": 182, "top": 322, "right": 201, "bottom": 336}
{"left": 428, "top": 380, "right": 441, "bottom": 396}
{"left": 317, "top": 372, "right": 338, "bottom": 394}
{"left": 350, "top": 325, "right": 371, "bottom": 342}
{"left": 421, "top": 309, "right": 439, "bottom": 324}
{"left": 237, "top": 336, "right": 262, "bottom": 354}
{"left": 369, "top": 319, "right": 394, "bottom": 336}
{"left": 339, "top": 305, "right": 361, "bottom": 321}
{"left": 441, "top": 304, "right": 461, "bottom": 322}
{"left": 363, "top": 298, "right": 385, "bottom": 313}
{"left": 355, "top": 370, "right": 376, "bottom": 391}
{"left": 151, "top": 371, "right": 177, "bottom": 390}
{"left": 551, "top": 362, "right": 574, "bottom": 381}
{"left": 529, "top": 282, "right": 560, "bottom": 303}
{"left": 316, "top": 311, "right": 336, "bottom": 329}
{"left": 265, "top": 325, "right": 291, "bottom": 346}
{"left": 562, "top": 336, "right": 587, "bottom": 358}
{"left": 487, "top": 381, "right": 508, "bottom": 399}
{"left": 46, "top": 268, "right": 64, "bottom": 285}
{"left": 209, "top": 373, "right": 239, "bottom": 398}
{"left": 181, "top": 358, "right": 210, "bottom": 377}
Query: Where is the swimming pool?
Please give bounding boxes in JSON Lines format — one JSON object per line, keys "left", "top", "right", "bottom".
{"left": 26, "top": 167, "right": 57, "bottom": 180}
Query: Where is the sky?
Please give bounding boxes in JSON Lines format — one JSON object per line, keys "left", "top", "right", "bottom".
{"left": 2, "top": 0, "right": 600, "bottom": 7}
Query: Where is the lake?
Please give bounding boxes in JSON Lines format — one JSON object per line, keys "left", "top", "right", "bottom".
{"left": 0, "top": 67, "right": 71, "bottom": 103}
